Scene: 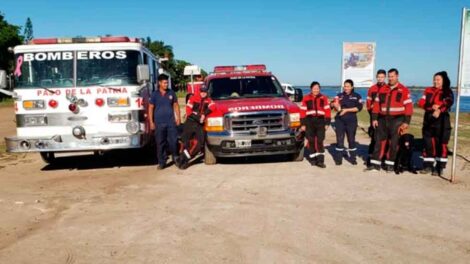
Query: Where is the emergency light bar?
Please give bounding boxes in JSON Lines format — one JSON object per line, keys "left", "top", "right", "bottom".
{"left": 213, "top": 64, "right": 267, "bottom": 73}
{"left": 29, "top": 36, "right": 140, "bottom": 45}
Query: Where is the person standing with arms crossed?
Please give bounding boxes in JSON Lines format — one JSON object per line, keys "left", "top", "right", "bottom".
{"left": 367, "top": 68, "right": 413, "bottom": 172}
{"left": 418, "top": 71, "right": 454, "bottom": 176}
{"left": 300, "top": 81, "right": 331, "bottom": 168}
{"left": 148, "top": 74, "right": 181, "bottom": 170}
{"left": 366, "top": 69, "right": 387, "bottom": 166}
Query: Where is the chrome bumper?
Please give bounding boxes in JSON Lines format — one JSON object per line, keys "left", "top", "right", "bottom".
{"left": 5, "top": 133, "right": 143, "bottom": 153}
{"left": 206, "top": 130, "right": 303, "bottom": 158}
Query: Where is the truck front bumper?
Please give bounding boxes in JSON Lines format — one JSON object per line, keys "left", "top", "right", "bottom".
{"left": 5, "top": 133, "right": 143, "bottom": 153}
{"left": 206, "top": 131, "right": 303, "bottom": 158}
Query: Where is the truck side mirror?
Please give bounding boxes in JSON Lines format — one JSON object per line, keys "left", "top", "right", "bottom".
{"left": 294, "top": 88, "right": 303, "bottom": 102}
{"left": 137, "top": 65, "right": 150, "bottom": 84}
{"left": 0, "top": 70, "right": 7, "bottom": 89}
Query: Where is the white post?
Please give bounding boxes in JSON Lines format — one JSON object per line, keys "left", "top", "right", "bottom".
{"left": 451, "top": 7, "right": 467, "bottom": 183}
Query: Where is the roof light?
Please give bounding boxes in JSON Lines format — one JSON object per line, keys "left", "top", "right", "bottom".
{"left": 30, "top": 38, "right": 58, "bottom": 45}
{"left": 213, "top": 64, "right": 267, "bottom": 73}
{"left": 28, "top": 36, "right": 139, "bottom": 45}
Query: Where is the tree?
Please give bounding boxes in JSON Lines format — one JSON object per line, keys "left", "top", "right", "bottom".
{"left": 0, "top": 12, "right": 23, "bottom": 72}
{"left": 23, "top": 17, "right": 33, "bottom": 44}
{"left": 143, "top": 36, "right": 207, "bottom": 91}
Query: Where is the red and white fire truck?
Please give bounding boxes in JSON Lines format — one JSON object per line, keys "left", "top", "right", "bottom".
{"left": 202, "top": 64, "right": 304, "bottom": 164}
{"left": 1, "top": 36, "right": 163, "bottom": 163}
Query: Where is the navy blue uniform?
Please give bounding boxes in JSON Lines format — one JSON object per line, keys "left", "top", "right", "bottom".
{"left": 150, "top": 89, "right": 179, "bottom": 167}
{"left": 333, "top": 91, "right": 363, "bottom": 164}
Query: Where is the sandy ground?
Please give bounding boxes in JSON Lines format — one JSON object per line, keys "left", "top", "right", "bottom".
{"left": 0, "top": 106, "right": 470, "bottom": 264}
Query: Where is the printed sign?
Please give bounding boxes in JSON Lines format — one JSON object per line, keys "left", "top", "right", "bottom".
{"left": 342, "top": 42, "right": 376, "bottom": 88}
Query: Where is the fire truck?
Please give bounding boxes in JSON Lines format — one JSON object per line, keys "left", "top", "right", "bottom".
{"left": 202, "top": 65, "right": 304, "bottom": 164}
{"left": 1, "top": 36, "right": 163, "bottom": 164}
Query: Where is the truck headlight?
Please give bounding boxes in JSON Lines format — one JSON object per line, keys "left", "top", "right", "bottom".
{"left": 107, "top": 97, "right": 130, "bottom": 107}
{"left": 24, "top": 115, "right": 48, "bottom": 126}
{"left": 289, "top": 113, "right": 301, "bottom": 128}
{"left": 205, "top": 117, "right": 224, "bottom": 132}
{"left": 23, "top": 100, "right": 45, "bottom": 110}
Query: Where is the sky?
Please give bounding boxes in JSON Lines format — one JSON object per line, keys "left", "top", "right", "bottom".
{"left": 1, "top": 0, "right": 468, "bottom": 86}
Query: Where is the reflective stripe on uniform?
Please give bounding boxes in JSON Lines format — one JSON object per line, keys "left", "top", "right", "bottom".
{"left": 300, "top": 106, "right": 307, "bottom": 110}
{"left": 420, "top": 156, "right": 435, "bottom": 162}
{"left": 187, "top": 103, "right": 193, "bottom": 108}
{"left": 436, "top": 157, "right": 448, "bottom": 162}
{"left": 347, "top": 148, "right": 357, "bottom": 152}
{"left": 335, "top": 148, "right": 344, "bottom": 151}
{"left": 370, "top": 159, "right": 381, "bottom": 165}
{"left": 309, "top": 152, "right": 325, "bottom": 158}
{"left": 381, "top": 107, "right": 405, "bottom": 112}
{"left": 403, "top": 99, "right": 412, "bottom": 104}
{"left": 385, "top": 160, "right": 395, "bottom": 166}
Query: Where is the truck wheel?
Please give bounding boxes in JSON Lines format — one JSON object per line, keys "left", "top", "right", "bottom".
{"left": 40, "top": 152, "right": 56, "bottom": 164}
{"left": 204, "top": 144, "right": 217, "bottom": 165}
{"left": 292, "top": 147, "right": 304, "bottom": 162}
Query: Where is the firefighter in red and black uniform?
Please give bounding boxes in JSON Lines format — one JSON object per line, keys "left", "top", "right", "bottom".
{"left": 179, "top": 86, "right": 216, "bottom": 169}
{"left": 366, "top": 69, "right": 387, "bottom": 165}
{"left": 368, "top": 68, "right": 413, "bottom": 172}
{"left": 418, "top": 71, "right": 454, "bottom": 176}
{"left": 300, "top": 81, "right": 331, "bottom": 168}
{"left": 185, "top": 74, "right": 204, "bottom": 103}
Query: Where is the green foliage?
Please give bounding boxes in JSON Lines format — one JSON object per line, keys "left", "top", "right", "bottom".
{"left": 0, "top": 12, "right": 23, "bottom": 71}
{"left": 23, "top": 17, "right": 33, "bottom": 43}
{"left": 143, "top": 36, "right": 206, "bottom": 90}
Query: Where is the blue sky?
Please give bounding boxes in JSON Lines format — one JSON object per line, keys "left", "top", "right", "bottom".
{"left": 1, "top": 0, "right": 468, "bottom": 86}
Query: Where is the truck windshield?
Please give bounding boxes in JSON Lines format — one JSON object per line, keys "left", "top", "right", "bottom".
{"left": 77, "top": 50, "right": 139, "bottom": 86}
{"left": 14, "top": 50, "right": 140, "bottom": 88}
{"left": 208, "top": 76, "right": 285, "bottom": 100}
{"left": 14, "top": 52, "right": 74, "bottom": 88}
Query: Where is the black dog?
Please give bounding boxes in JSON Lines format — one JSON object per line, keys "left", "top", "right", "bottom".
{"left": 394, "top": 133, "right": 417, "bottom": 174}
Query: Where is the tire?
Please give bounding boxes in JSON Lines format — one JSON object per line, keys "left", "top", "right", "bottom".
{"left": 292, "top": 146, "right": 304, "bottom": 162}
{"left": 40, "top": 152, "right": 56, "bottom": 164}
{"left": 204, "top": 144, "right": 217, "bottom": 165}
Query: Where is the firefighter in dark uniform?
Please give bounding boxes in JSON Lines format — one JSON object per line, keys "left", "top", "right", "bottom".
{"left": 148, "top": 74, "right": 181, "bottom": 170}
{"left": 179, "top": 85, "right": 216, "bottom": 169}
{"left": 332, "top": 79, "right": 363, "bottom": 165}
{"left": 366, "top": 69, "right": 387, "bottom": 165}
{"left": 300, "top": 81, "right": 331, "bottom": 168}
{"left": 368, "top": 68, "right": 413, "bottom": 172}
{"left": 418, "top": 71, "right": 454, "bottom": 176}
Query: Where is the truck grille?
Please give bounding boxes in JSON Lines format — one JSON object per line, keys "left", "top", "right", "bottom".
{"left": 225, "top": 111, "right": 287, "bottom": 133}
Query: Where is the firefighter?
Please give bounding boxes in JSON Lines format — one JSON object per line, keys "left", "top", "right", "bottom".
{"left": 366, "top": 69, "right": 387, "bottom": 165}
{"left": 186, "top": 74, "right": 204, "bottom": 103}
{"left": 179, "top": 86, "right": 216, "bottom": 169}
{"left": 418, "top": 71, "right": 454, "bottom": 176}
{"left": 300, "top": 81, "right": 331, "bottom": 168}
{"left": 367, "top": 68, "right": 413, "bottom": 172}
{"left": 148, "top": 74, "right": 181, "bottom": 170}
{"left": 332, "top": 79, "right": 363, "bottom": 165}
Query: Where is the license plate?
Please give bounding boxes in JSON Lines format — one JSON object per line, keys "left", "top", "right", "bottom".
{"left": 235, "top": 139, "right": 251, "bottom": 148}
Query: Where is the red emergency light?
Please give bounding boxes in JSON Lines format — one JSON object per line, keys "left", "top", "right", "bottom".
{"left": 29, "top": 36, "right": 140, "bottom": 45}
{"left": 213, "top": 64, "right": 267, "bottom": 73}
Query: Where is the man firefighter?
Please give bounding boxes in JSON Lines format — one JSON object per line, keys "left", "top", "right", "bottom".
{"left": 366, "top": 69, "right": 387, "bottom": 166}
{"left": 300, "top": 81, "right": 331, "bottom": 168}
{"left": 367, "top": 68, "right": 413, "bottom": 172}
{"left": 179, "top": 85, "right": 216, "bottom": 169}
{"left": 149, "top": 74, "right": 181, "bottom": 170}
{"left": 418, "top": 71, "right": 454, "bottom": 176}
{"left": 186, "top": 74, "right": 204, "bottom": 103}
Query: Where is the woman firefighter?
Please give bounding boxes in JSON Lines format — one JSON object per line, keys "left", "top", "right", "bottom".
{"left": 300, "top": 81, "right": 331, "bottom": 168}
{"left": 418, "top": 71, "right": 454, "bottom": 176}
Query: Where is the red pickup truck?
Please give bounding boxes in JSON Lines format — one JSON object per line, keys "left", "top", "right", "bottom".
{"left": 202, "top": 64, "right": 304, "bottom": 164}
